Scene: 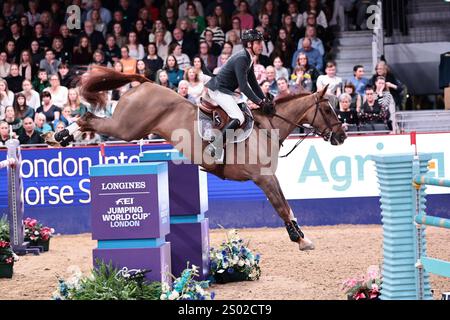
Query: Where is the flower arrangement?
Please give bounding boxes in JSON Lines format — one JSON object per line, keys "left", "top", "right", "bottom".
{"left": 0, "top": 215, "right": 9, "bottom": 242}
{"left": 209, "top": 229, "right": 261, "bottom": 283}
{"left": 23, "top": 217, "right": 55, "bottom": 242}
{"left": 160, "top": 264, "right": 214, "bottom": 300}
{"left": 0, "top": 240, "right": 15, "bottom": 265}
{"left": 52, "top": 262, "right": 161, "bottom": 300}
{"left": 342, "top": 265, "right": 382, "bottom": 300}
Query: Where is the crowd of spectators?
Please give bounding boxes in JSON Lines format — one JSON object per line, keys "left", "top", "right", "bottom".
{"left": 0, "top": 0, "right": 405, "bottom": 147}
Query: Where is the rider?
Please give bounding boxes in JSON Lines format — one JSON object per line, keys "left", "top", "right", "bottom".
{"left": 205, "top": 29, "right": 275, "bottom": 159}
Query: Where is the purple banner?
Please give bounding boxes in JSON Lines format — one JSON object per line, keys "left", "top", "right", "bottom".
{"left": 90, "top": 174, "right": 169, "bottom": 240}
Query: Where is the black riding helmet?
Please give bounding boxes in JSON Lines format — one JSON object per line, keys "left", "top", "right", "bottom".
{"left": 241, "top": 29, "right": 264, "bottom": 47}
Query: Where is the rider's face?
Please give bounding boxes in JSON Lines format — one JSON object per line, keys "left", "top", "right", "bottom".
{"left": 251, "top": 40, "right": 263, "bottom": 55}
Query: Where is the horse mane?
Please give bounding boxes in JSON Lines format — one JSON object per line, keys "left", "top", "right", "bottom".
{"left": 274, "top": 92, "right": 312, "bottom": 105}
{"left": 80, "top": 66, "right": 151, "bottom": 110}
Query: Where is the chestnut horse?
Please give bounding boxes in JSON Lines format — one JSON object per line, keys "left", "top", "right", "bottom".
{"left": 53, "top": 66, "right": 347, "bottom": 251}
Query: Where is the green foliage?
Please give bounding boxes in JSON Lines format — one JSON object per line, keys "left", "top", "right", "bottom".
{"left": 0, "top": 215, "right": 9, "bottom": 242}
{"left": 53, "top": 261, "right": 162, "bottom": 300}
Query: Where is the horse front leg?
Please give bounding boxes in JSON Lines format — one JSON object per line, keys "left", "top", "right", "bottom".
{"left": 253, "top": 174, "right": 315, "bottom": 251}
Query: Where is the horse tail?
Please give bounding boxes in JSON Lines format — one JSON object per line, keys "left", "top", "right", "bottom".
{"left": 80, "top": 65, "right": 151, "bottom": 109}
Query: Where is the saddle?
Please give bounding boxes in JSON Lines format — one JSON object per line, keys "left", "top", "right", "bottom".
{"left": 197, "top": 90, "right": 254, "bottom": 144}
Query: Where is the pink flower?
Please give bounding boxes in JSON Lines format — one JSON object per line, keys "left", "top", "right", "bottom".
{"left": 0, "top": 240, "right": 10, "bottom": 248}
{"left": 354, "top": 292, "right": 366, "bottom": 300}
{"left": 367, "top": 265, "right": 380, "bottom": 280}
{"left": 24, "top": 218, "right": 38, "bottom": 228}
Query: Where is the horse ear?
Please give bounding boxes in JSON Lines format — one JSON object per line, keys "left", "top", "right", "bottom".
{"left": 318, "top": 84, "right": 329, "bottom": 98}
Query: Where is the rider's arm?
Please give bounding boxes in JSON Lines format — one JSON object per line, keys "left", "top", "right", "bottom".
{"left": 234, "top": 58, "right": 264, "bottom": 105}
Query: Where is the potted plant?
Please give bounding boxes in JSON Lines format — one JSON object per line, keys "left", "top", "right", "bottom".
{"left": 209, "top": 229, "right": 261, "bottom": 284}
{"left": 0, "top": 215, "right": 9, "bottom": 241}
{"left": 23, "top": 218, "right": 55, "bottom": 252}
{"left": 342, "top": 265, "right": 382, "bottom": 300}
{"left": 0, "top": 240, "right": 16, "bottom": 278}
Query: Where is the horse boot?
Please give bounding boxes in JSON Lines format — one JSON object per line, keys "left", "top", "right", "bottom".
{"left": 59, "top": 133, "right": 75, "bottom": 147}
{"left": 206, "top": 118, "right": 240, "bottom": 160}
{"left": 285, "top": 220, "right": 315, "bottom": 251}
{"left": 54, "top": 128, "right": 70, "bottom": 143}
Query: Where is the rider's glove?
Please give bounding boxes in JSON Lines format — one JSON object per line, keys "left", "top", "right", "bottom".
{"left": 259, "top": 98, "right": 275, "bottom": 115}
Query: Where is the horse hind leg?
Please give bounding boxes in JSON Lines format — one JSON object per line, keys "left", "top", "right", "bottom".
{"left": 253, "top": 174, "right": 315, "bottom": 251}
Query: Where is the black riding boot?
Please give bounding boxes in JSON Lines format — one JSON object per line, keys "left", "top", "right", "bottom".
{"left": 206, "top": 118, "right": 240, "bottom": 159}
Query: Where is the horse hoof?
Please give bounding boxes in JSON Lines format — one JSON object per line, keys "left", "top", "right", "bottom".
{"left": 298, "top": 237, "right": 315, "bottom": 251}
{"left": 54, "top": 129, "right": 69, "bottom": 142}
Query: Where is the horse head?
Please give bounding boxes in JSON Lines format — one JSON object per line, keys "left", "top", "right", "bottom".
{"left": 302, "top": 85, "right": 347, "bottom": 146}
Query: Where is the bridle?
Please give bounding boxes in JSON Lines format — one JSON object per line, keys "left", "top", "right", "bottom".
{"left": 270, "top": 93, "right": 342, "bottom": 158}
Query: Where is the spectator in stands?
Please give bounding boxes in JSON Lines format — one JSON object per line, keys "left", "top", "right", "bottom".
{"left": 212, "top": 4, "right": 231, "bottom": 32}
{"left": 370, "top": 60, "right": 403, "bottom": 108}
{"left": 302, "top": 0, "right": 328, "bottom": 29}
{"left": 226, "top": 17, "right": 243, "bottom": 43}
{"left": 344, "top": 82, "right": 362, "bottom": 112}
{"left": 359, "top": 85, "right": 388, "bottom": 131}
{"left": 0, "top": 121, "right": 9, "bottom": 144}
{"left": 259, "top": 79, "right": 271, "bottom": 96}
{"left": 275, "top": 77, "right": 291, "bottom": 99}
{"left": 91, "top": 49, "right": 109, "bottom": 67}
{"left": 65, "top": 88, "right": 88, "bottom": 121}
{"left": 233, "top": 1, "right": 254, "bottom": 30}
{"left": 36, "top": 91, "right": 60, "bottom": 128}
{"left": 162, "top": 7, "right": 177, "bottom": 33}
{"left": 30, "top": 40, "right": 44, "bottom": 71}
{"left": 19, "top": 50, "right": 35, "bottom": 81}
{"left": 134, "top": 19, "right": 150, "bottom": 48}
{"left": 104, "top": 35, "right": 121, "bottom": 66}
{"left": 286, "top": 1, "right": 303, "bottom": 28}
{"left": 39, "top": 49, "right": 60, "bottom": 75}
{"left": 179, "top": 0, "right": 204, "bottom": 19}
{"left": 89, "top": 8, "right": 107, "bottom": 37}
{"left": 0, "top": 51, "right": 11, "bottom": 78}
{"left": 177, "top": 79, "right": 197, "bottom": 104}
{"left": 32, "top": 69, "right": 49, "bottom": 94}
{"left": 154, "top": 30, "right": 169, "bottom": 62}
{"left": 119, "top": 46, "right": 137, "bottom": 75}
{"left": 273, "top": 56, "right": 289, "bottom": 80}
{"left": 135, "top": 60, "right": 150, "bottom": 80}
{"left": 21, "top": 79, "right": 40, "bottom": 110}
{"left": 6, "top": 64, "right": 24, "bottom": 93}
{"left": 184, "top": 66, "right": 204, "bottom": 104}
{"left": 291, "top": 38, "right": 323, "bottom": 71}
{"left": 111, "top": 23, "right": 127, "bottom": 48}
{"left": 192, "top": 55, "right": 213, "bottom": 84}
{"left": 253, "top": 55, "right": 267, "bottom": 83}
{"left": 259, "top": 0, "right": 280, "bottom": 29}
{"left": 126, "top": 31, "right": 145, "bottom": 60}
{"left": 282, "top": 14, "right": 300, "bottom": 45}
{"left": 171, "top": 27, "right": 197, "bottom": 60}
{"left": 163, "top": 54, "right": 184, "bottom": 88}
{"left": 19, "top": 15, "right": 33, "bottom": 41}
{"left": 289, "top": 65, "right": 313, "bottom": 93}
{"left": 4, "top": 105, "right": 22, "bottom": 136}
{"left": 255, "top": 25, "right": 273, "bottom": 64}
{"left": 337, "top": 93, "right": 359, "bottom": 131}
{"left": 0, "top": 79, "right": 14, "bottom": 116}
{"left": 57, "top": 63, "right": 73, "bottom": 88}
{"left": 198, "top": 41, "right": 217, "bottom": 72}
{"left": 43, "top": 74, "right": 68, "bottom": 109}
{"left": 202, "top": 29, "right": 222, "bottom": 57}
{"left": 143, "top": 0, "right": 159, "bottom": 24}
{"left": 374, "top": 76, "right": 396, "bottom": 131}
{"left": 107, "top": 10, "right": 127, "bottom": 35}
{"left": 227, "top": 30, "right": 243, "bottom": 54}
{"left": 34, "top": 112, "right": 52, "bottom": 134}
{"left": 18, "top": 116, "right": 43, "bottom": 144}
{"left": 349, "top": 64, "right": 368, "bottom": 97}
{"left": 51, "top": 36, "right": 70, "bottom": 65}
{"left": 299, "top": 11, "right": 326, "bottom": 43}
{"left": 86, "top": 0, "right": 112, "bottom": 25}
{"left": 317, "top": 61, "right": 342, "bottom": 98}
{"left": 265, "top": 65, "right": 278, "bottom": 96}
{"left": 33, "top": 22, "right": 51, "bottom": 50}
{"left": 9, "top": 21, "right": 29, "bottom": 54}
{"left": 215, "top": 52, "right": 230, "bottom": 72}
{"left": 59, "top": 24, "right": 75, "bottom": 52}
{"left": 169, "top": 42, "right": 191, "bottom": 70}
{"left": 25, "top": 0, "right": 40, "bottom": 27}
{"left": 298, "top": 25, "right": 324, "bottom": 58}
{"left": 5, "top": 40, "right": 18, "bottom": 64}
{"left": 143, "top": 42, "right": 164, "bottom": 81}
{"left": 110, "top": 62, "right": 129, "bottom": 100}
{"left": 39, "top": 10, "right": 59, "bottom": 38}
{"left": 201, "top": 15, "right": 225, "bottom": 47}
{"left": 72, "top": 36, "right": 93, "bottom": 66}
{"left": 155, "top": 69, "right": 172, "bottom": 89}
{"left": 149, "top": 20, "right": 173, "bottom": 45}
{"left": 185, "top": 3, "right": 206, "bottom": 35}
{"left": 13, "top": 92, "right": 34, "bottom": 120}
{"left": 55, "top": 106, "right": 71, "bottom": 128}
{"left": 258, "top": 13, "right": 274, "bottom": 43}
{"left": 79, "top": 20, "right": 105, "bottom": 51}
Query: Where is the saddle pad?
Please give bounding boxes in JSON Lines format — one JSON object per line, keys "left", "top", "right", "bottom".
{"left": 197, "top": 103, "right": 254, "bottom": 144}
